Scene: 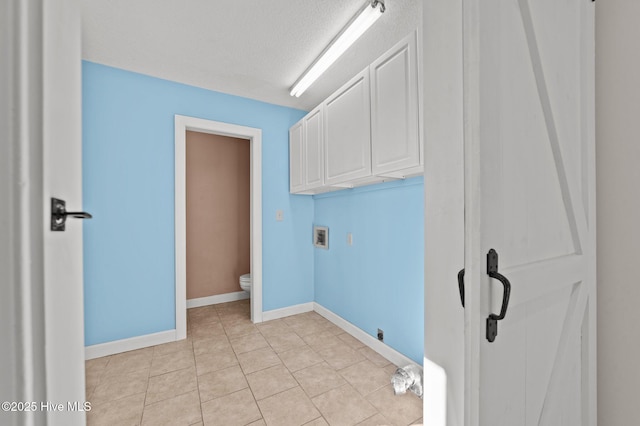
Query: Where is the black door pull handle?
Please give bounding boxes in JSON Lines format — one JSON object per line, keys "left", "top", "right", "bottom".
{"left": 486, "top": 249, "right": 511, "bottom": 342}
{"left": 51, "top": 197, "right": 92, "bottom": 231}
{"left": 457, "top": 268, "right": 465, "bottom": 307}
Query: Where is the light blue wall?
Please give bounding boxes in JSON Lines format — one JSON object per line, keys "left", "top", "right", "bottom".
{"left": 313, "top": 178, "right": 424, "bottom": 363}
{"left": 82, "top": 62, "right": 312, "bottom": 346}
{"left": 82, "top": 62, "right": 424, "bottom": 364}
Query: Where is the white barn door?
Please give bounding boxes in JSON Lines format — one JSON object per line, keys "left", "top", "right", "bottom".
{"left": 462, "top": 0, "right": 596, "bottom": 425}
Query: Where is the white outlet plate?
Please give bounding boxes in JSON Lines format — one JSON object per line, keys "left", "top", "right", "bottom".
{"left": 347, "top": 232, "right": 353, "bottom": 246}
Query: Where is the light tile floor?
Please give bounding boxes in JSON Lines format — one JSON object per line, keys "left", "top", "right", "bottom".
{"left": 85, "top": 300, "right": 423, "bottom": 426}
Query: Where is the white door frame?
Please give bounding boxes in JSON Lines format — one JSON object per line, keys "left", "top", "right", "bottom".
{"left": 3, "top": 1, "right": 85, "bottom": 425}
{"left": 175, "top": 115, "right": 263, "bottom": 339}
{"left": 1, "top": 1, "right": 49, "bottom": 423}
{"left": 422, "top": 1, "right": 465, "bottom": 425}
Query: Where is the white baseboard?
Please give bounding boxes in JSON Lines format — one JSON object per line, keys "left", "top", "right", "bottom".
{"left": 187, "top": 291, "right": 249, "bottom": 309}
{"left": 262, "top": 302, "right": 314, "bottom": 322}
{"left": 313, "top": 303, "right": 421, "bottom": 370}
{"left": 85, "top": 301, "right": 420, "bottom": 370}
{"left": 85, "top": 329, "right": 176, "bottom": 360}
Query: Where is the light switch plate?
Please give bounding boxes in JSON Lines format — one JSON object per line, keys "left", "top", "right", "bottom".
{"left": 276, "top": 210, "right": 284, "bottom": 221}
{"left": 347, "top": 232, "right": 353, "bottom": 246}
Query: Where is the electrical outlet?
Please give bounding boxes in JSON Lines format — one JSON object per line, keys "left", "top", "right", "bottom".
{"left": 377, "top": 328, "right": 384, "bottom": 342}
{"left": 347, "top": 232, "right": 353, "bottom": 246}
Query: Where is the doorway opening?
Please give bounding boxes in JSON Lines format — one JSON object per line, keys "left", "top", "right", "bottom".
{"left": 185, "top": 130, "right": 250, "bottom": 308}
{"left": 175, "top": 115, "right": 263, "bottom": 341}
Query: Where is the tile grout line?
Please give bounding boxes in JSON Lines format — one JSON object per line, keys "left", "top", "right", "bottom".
{"left": 259, "top": 323, "right": 388, "bottom": 426}
{"left": 187, "top": 310, "right": 205, "bottom": 426}
{"left": 220, "top": 304, "right": 266, "bottom": 426}
{"left": 194, "top": 348, "right": 205, "bottom": 426}
{"left": 87, "top": 300, "right": 421, "bottom": 426}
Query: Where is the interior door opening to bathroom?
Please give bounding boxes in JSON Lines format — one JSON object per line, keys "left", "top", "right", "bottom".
{"left": 185, "top": 131, "right": 251, "bottom": 307}
{"left": 175, "top": 115, "right": 264, "bottom": 339}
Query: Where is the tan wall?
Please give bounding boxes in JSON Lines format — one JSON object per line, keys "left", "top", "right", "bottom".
{"left": 596, "top": 1, "right": 640, "bottom": 424}
{"left": 186, "top": 131, "right": 250, "bottom": 299}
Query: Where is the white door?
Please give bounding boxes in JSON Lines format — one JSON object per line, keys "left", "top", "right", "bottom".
{"left": 304, "top": 106, "right": 324, "bottom": 189}
{"left": 463, "top": 0, "right": 596, "bottom": 425}
{"left": 324, "top": 69, "right": 372, "bottom": 185}
{"left": 289, "top": 120, "right": 305, "bottom": 192}
{"left": 370, "top": 30, "right": 420, "bottom": 175}
{"left": 2, "top": 1, "right": 85, "bottom": 425}
{"left": 43, "top": 1, "right": 87, "bottom": 425}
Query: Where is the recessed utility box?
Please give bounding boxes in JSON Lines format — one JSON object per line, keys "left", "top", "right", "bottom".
{"left": 313, "top": 226, "right": 329, "bottom": 249}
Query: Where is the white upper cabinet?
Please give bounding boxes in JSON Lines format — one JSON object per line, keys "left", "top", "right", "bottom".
{"left": 289, "top": 106, "right": 325, "bottom": 194}
{"left": 289, "top": 119, "right": 305, "bottom": 193}
{"left": 323, "top": 69, "right": 372, "bottom": 185}
{"left": 304, "top": 106, "right": 324, "bottom": 190}
{"left": 370, "top": 31, "right": 421, "bottom": 175}
{"left": 289, "top": 29, "right": 422, "bottom": 194}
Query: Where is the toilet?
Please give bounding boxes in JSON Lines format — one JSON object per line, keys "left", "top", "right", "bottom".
{"left": 239, "top": 273, "right": 252, "bottom": 293}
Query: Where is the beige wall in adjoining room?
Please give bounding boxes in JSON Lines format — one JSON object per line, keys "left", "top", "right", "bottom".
{"left": 186, "top": 131, "right": 250, "bottom": 300}
{"left": 596, "top": 1, "right": 640, "bottom": 424}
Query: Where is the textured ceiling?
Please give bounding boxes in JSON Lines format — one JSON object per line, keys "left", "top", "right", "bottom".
{"left": 81, "top": 0, "right": 421, "bottom": 111}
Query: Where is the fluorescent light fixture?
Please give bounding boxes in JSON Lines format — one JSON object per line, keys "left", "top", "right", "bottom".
{"left": 290, "top": 0, "right": 385, "bottom": 97}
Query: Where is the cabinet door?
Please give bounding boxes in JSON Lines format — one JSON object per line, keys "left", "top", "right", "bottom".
{"left": 324, "top": 70, "right": 372, "bottom": 185}
{"left": 304, "top": 106, "right": 324, "bottom": 189}
{"left": 289, "top": 119, "right": 305, "bottom": 193}
{"left": 370, "top": 31, "right": 420, "bottom": 175}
